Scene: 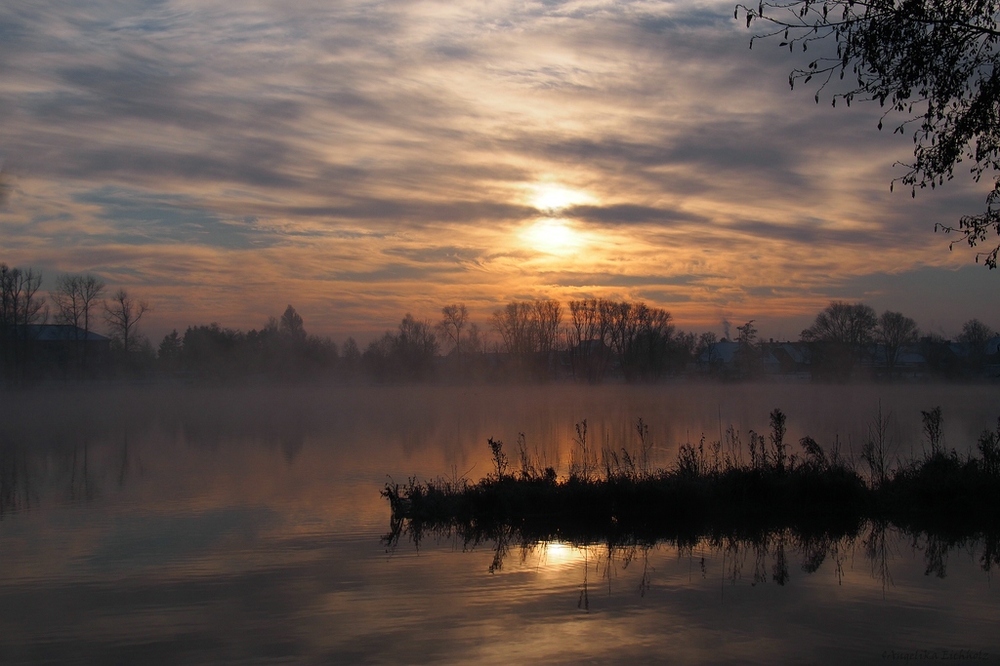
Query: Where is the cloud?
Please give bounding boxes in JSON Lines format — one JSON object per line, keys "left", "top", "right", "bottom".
{"left": 567, "top": 203, "right": 707, "bottom": 225}
{"left": 0, "top": 0, "right": 993, "bottom": 339}
{"left": 71, "top": 187, "right": 282, "bottom": 249}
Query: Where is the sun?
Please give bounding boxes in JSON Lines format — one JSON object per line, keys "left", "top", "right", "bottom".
{"left": 522, "top": 218, "right": 583, "bottom": 254}
{"left": 528, "top": 183, "right": 594, "bottom": 214}
{"left": 517, "top": 182, "right": 595, "bottom": 255}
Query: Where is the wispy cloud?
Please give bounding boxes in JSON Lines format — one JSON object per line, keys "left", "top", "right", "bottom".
{"left": 0, "top": 0, "right": 995, "bottom": 342}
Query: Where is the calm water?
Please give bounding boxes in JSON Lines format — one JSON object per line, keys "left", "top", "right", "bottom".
{"left": 1, "top": 383, "right": 999, "bottom": 664}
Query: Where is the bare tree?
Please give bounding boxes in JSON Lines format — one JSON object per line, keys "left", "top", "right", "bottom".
{"left": 569, "top": 299, "right": 601, "bottom": 349}
{"left": 568, "top": 299, "right": 614, "bottom": 382}
{"left": 437, "top": 303, "right": 469, "bottom": 354}
{"left": 802, "top": 302, "right": 877, "bottom": 349}
{"left": 607, "top": 301, "right": 640, "bottom": 366}
{"left": 464, "top": 323, "right": 485, "bottom": 354}
{"left": 491, "top": 301, "right": 536, "bottom": 359}
{"left": 51, "top": 274, "right": 105, "bottom": 365}
{"left": 568, "top": 298, "right": 683, "bottom": 381}
{"left": 104, "top": 289, "right": 149, "bottom": 354}
{"left": 365, "top": 314, "right": 438, "bottom": 380}
{"left": 1, "top": 264, "right": 47, "bottom": 379}
{"left": 801, "top": 301, "right": 877, "bottom": 378}
{"left": 1, "top": 264, "right": 46, "bottom": 330}
{"left": 958, "top": 318, "right": 996, "bottom": 349}
{"left": 696, "top": 331, "right": 718, "bottom": 358}
{"left": 875, "top": 311, "right": 918, "bottom": 377}
{"left": 957, "top": 318, "right": 997, "bottom": 370}
{"left": 533, "top": 300, "right": 562, "bottom": 354}
{"left": 604, "top": 301, "right": 674, "bottom": 378}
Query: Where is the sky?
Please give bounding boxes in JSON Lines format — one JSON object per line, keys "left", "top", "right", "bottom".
{"left": 1, "top": 0, "right": 997, "bottom": 345}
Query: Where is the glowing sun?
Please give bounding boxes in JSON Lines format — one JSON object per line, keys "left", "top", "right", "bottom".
{"left": 528, "top": 183, "right": 594, "bottom": 214}
{"left": 522, "top": 218, "right": 583, "bottom": 254}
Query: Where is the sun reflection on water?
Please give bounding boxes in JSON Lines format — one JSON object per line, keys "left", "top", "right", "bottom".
{"left": 539, "top": 541, "right": 586, "bottom": 570}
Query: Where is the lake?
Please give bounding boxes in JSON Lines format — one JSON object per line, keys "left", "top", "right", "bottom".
{"left": 1, "top": 382, "right": 998, "bottom": 664}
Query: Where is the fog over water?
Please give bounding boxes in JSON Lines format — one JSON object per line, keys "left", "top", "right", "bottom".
{"left": 1, "top": 382, "right": 998, "bottom": 663}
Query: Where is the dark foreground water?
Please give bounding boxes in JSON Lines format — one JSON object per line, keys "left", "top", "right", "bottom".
{"left": 1, "top": 383, "right": 998, "bottom": 664}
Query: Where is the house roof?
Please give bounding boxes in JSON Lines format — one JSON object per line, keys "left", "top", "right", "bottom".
{"left": 988, "top": 336, "right": 1000, "bottom": 355}
{"left": 698, "top": 340, "right": 739, "bottom": 364}
{"left": 10, "top": 324, "right": 110, "bottom": 342}
{"left": 774, "top": 343, "right": 810, "bottom": 364}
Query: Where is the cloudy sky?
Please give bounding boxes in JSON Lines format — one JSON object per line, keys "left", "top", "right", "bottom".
{"left": 1, "top": 0, "right": 996, "bottom": 343}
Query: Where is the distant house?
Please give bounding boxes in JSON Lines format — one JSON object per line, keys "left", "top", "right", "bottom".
{"left": 948, "top": 334, "right": 1000, "bottom": 377}
{"left": 869, "top": 344, "right": 927, "bottom": 378}
{"left": 698, "top": 340, "right": 739, "bottom": 370}
{"left": 766, "top": 342, "right": 811, "bottom": 375}
{"left": 987, "top": 336, "right": 1000, "bottom": 378}
{"left": 987, "top": 336, "right": 1000, "bottom": 357}
{"left": 694, "top": 341, "right": 746, "bottom": 365}
{"left": 1, "top": 324, "right": 111, "bottom": 378}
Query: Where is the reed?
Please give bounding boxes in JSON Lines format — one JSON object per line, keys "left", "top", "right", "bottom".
{"left": 383, "top": 407, "right": 1000, "bottom": 552}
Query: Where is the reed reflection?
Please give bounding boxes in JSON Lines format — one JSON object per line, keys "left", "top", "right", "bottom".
{"left": 0, "top": 439, "right": 31, "bottom": 517}
{"left": 385, "top": 517, "right": 1000, "bottom": 606}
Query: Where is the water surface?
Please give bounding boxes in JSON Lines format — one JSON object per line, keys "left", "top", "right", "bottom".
{"left": 1, "top": 383, "right": 998, "bottom": 664}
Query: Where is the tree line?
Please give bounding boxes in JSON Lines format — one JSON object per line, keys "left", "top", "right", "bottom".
{"left": 1, "top": 264, "right": 149, "bottom": 381}
{"left": 2, "top": 262, "right": 997, "bottom": 384}
{"left": 797, "top": 301, "right": 996, "bottom": 380}
{"left": 359, "top": 298, "right": 996, "bottom": 382}
{"left": 158, "top": 297, "right": 699, "bottom": 384}
{"left": 157, "top": 305, "right": 340, "bottom": 382}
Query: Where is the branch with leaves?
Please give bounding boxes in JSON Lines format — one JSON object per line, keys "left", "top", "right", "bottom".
{"left": 738, "top": 0, "right": 1000, "bottom": 267}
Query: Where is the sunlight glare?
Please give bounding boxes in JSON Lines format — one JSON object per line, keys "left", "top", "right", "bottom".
{"left": 541, "top": 541, "right": 583, "bottom": 568}
{"left": 528, "top": 183, "right": 594, "bottom": 213}
{"left": 522, "top": 218, "right": 583, "bottom": 254}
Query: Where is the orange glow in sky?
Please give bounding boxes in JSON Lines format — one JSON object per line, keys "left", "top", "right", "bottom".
{"left": 0, "top": 1, "right": 996, "bottom": 343}
{"left": 522, "top": 219, "right": 585, "bottom": 255}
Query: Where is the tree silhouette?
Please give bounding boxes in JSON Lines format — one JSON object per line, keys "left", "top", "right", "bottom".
{"left": 801, "top": 301, "right": 877, "bottom": 377}
{"left": 617, "top": 303, "right": 675, "bottom": 380}
{"left": 364, "top": 314, "right": 439, "bottom": 381}
{"left": 177, "top": 324, "right": 244, "bottom": 380}
{"left": 437, "top": 303, "right": 469, "bottom": 354}
{"left": 0, "top": 264, "right": 47, "bottom": 380}
{"left": 802, "top": 301, "right": 876, "bottom": 347}
{"left": 957, "top": 317, "right": 997, "bottom": 369}
{"left": 568, "top": 299, "right": 614, "bottom": 382}
{"left": 735, "top": 319, "right": 762, "bottom": 378}
{"left": 104, "top": 289, "right": 149, "bottom": 354}
{"left": 157, "top": 329, "right": 182, "bottom": 372}
{"left": 340, "top": 337, "right": 361, "bottom": 376}
{"left": 739, "top": 0, "right": 1000, "bottom": 267}
{"left": 490, "top": 300, "right": 563, "bottom": 377}
{"left": 51, "top": 273, "right": 105, "bottom": 371}
{"left": 875, "top": 310, "right": 918, "bottom": 377}
{"left": 279, "top": 305, "right": 305, "bottom": 342}
{"left": 396, "top": 314, "right": 438, "bottom": 378}
{"left": 491, "top": 302, "right": 538, "bottom": 361}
